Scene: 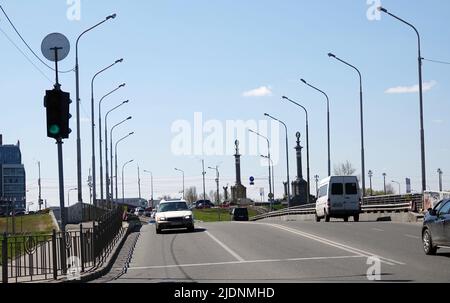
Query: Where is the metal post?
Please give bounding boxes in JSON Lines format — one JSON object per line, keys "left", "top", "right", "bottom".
{"left": 79, "top": 224, "right": 85, "bottom": 273}
{"left": 314, "top": 175, "right": 319, "bottom": 198}
{"left": 52, "top": 230, "right": 57, "bottom": 280}
{"left": 438, "top": 169, "right": 443, "bottom": 192}
{"left": 202, "top": 160, "right": 206, "bottom": 201}
{"left": 38, "top": 161, "right": 42, "bottom": 211}
{"left": 368, "top": 170, "right": 373, "bottom": 196}
{"left": 383, "top": 173, "right": 387, "bottom": 195}
{"left": 57, "top": 139, "right": 67, "bottom": 274}
{"left": 2, "top": 233, "right": 7, "bottom": 283}
{"left": 138, "top": 166, "right": 141, "bottom": 199}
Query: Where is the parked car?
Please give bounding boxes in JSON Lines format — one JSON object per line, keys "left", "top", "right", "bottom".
{"left": 195, "top": 200, "right": 214, "bottom": 209}
{"left": 11, "top": 209, "right": 26, "bottom": 216}
{"left": 134, "top": 207, "right": 145, "bottom": 216}
{"left": 315, "top": 176, "right": 362, "bottom": 222}
{"left": 231, "top": 208, "right": 249, "bottom": 221}
{"left": 155, "top": 199, "right": 194, "bottom": 234}
{"left": 422, "top": 199, "right": 450, "bottom": 255}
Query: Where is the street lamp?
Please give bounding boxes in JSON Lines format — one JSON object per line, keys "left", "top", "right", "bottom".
{"left": 174, "top": 168, "right": 185, "bottom": 199}
{"left": 368, "top": 170, "right": 374, "bottom": 196}
{"left": 90, "top": 59, "right": 123, "bottom": 207}
{"left": 383, "top": 173, "right": 387, "bottom": 195}
{"left": 261, "top": 155, "right": 275, "bottom": 211}
{"left": 115, "top": 132, "right": 134, "bottom": 199}
{"left": 314, "top": 175, "right": 320, "bottom": 198}
{"left": 328, "top": 52, "right": 366, "bottom": 197}
{"left": 392, "top": 181, "right": 401, "bottom": 195}
{"left": 249, "top": 129, "right": 273, "bottom": 204}
{"left": 143, "top": 170, "right": 154, "bottom": 205}
{"left": 105, "top": 100, "right": 129, "bottom": 204}
{"left": 208, "top": 166, "right": 220, "bottom": 205}
{"left": 437, "top": 169, "right": 443, "bottom": 192}
{"left": 67, "top": 188, "right": 77, "bottom": 207}
{"left": 300, "top": 79, "right": 331, "bottom": 177}
{"left": 264, "top": 113, "right": 291, "bottom": 207}
{"left": 282, "top": 96, "right": 311, "bottom": 204}
{"left": 122, "top": 160, "right": 134, "bottom": 205}
{"left": 379, "top": 6, "right": 427, "bottom": 194}
{"left": 76, "top": 14, "right": 117, "bottom": 204}
{"left": 99, "top": 83, "right": 126, "bottom": 204}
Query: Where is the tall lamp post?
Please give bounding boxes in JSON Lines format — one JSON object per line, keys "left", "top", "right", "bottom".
{"left": 437, "top": 169, "right": 443, "bottom": 192}
{"left": 115, "top": 132, "right": 134, "bottom": 199}
{"left": 383, "top": 173, "right": 387, "bottom": 195}
{"left": 143, "top": 170, "right": 154, "bottom": 206}
{"left": 368, "top": 170, "right": 374, "bottom": 196}
{"left": 261, "top": 155, "right": 275, "bottom": 210}
{"left": 105, "top": 101, "right": 129, "bottom": 204}
{"left": 328, "top": 52, "right": 366, "bottom": 197}
{"left": 122, "top": 160, "right": 134, "bottom": 204}
{"left": 111, "top": 117, "right": 132, "bottom": 200}
{"left": 282, "top": 96, "right": 311, "bottom": 203}
{"left": 264, "top": 113, "right": 291, "bottom": 207}
{"left": 208, "top": 166, "right": 220, "bottom": 205}
{"left": 90, "top": 59, "right": 123, "bottom": 207}
{"left": 174, "top": 168, "right": 185, "bottom": 199}
{"left": 379, "top": 6, "right": 427, "bottom": 194}
{"left": 99, "top": 83, "right": 126, "bottom": 204}
{"left": 314, "top": 175, "right": 320, "bottom": 198}
{"left": 76, "top": 14, "right": 117, "bottom": 204}
{"left": 300, "top": 79, "right": 331, "bottom": 177}
{"left": 249, "top": 129, "right": 273, "bottom": 204}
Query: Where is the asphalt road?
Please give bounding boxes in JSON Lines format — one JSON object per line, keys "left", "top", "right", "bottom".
{"left": 103, "top": 219, "right": 450, "bottom": 283}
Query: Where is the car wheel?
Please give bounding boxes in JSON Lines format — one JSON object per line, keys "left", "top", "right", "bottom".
{"left": 324, "top": 210, "right": 330, "bottom": 222}
{"left": 156, "top": 226, "right": 162, "bottom": 234}
{"left": 188, "top": 225, "right": 195, "bottom": 232}
{"left": 353, "top": 214, "right": 360, "bottom": 222}
{"left": 344, "top": 217, "right": 349, "bottom": 222}
{"left": 315, "top": 214, "right": 321, "bottom": 222}
{"left": 423, "top": 229, "right": 437, "bottom": 255}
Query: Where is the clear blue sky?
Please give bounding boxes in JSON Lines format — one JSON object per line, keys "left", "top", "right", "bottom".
{"left": 1, "top": 0, "right": 449, "bottom": 208}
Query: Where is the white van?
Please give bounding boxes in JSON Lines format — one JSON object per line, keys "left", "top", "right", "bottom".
{"left": 315, "top": 176, "right": 362, "bottom": 222}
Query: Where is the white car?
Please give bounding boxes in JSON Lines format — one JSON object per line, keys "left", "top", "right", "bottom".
{"left": 155, "top": 200, "right": 194, "bottom": 234}
{"left": 316, "top": 176, "right": 362, "bottom": 222}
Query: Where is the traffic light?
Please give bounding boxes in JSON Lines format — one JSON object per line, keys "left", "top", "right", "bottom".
{"left": 44, "top": 89, "right": 72, "bottom": 139}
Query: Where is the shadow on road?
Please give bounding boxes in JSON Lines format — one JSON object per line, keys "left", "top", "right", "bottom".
{"left": 157, "top": 228, "right": 207, "bottom": 235}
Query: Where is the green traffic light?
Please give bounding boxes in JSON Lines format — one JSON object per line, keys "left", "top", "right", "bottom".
{"left": 49, "top": 124, "right": 61, "bottom": 135}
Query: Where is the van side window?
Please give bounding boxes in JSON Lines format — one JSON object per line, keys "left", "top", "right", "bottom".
{"left": 345, "top": 183, "right": 358, "bottom": 195}
{"left": 331, "top": 183, "right": 344, "bottom": 195}
{"left": 318, "top": 185, "right": 328, "bottom": 198}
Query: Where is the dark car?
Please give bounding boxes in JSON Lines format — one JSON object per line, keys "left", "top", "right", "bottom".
{"left": 195, "top": 200, "right": 214, "bottom": 209}
{"left": 231, "top": 208, "right": 249, "bottom": 221}
{"left": 422, "top": 199, "right": 450, "bottom": 255}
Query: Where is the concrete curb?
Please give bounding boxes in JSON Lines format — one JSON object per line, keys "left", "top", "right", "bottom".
{"left": 57, "top": 222, "right": 138, "bottom": 284}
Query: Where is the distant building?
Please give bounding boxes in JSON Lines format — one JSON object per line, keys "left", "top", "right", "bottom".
{"left": 0, "top": 134, "right": 26, "bottom": 210}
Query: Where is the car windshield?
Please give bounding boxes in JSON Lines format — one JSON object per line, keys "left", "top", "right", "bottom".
{"left": 158, "top": 202, "right": 188, "bottom": 212}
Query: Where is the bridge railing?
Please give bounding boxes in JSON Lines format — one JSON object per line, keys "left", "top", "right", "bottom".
{"left": 1, "top": 207, "right": 125, "bottom": 283}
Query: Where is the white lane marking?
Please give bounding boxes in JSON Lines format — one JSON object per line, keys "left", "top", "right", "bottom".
{"left": 405, "top": 234, "right": 420, "bottom": 239}
{"left": 126, "top": 255, "right": 364, "bottom": 271}
{"left": 267, "top": 224, "right": 405, "bottom": 266}
{"left": 372, "top": 228, "right": 385, "bottom": 232}
{"left": 204, "top": 230, "right": 245, "bottom": 262}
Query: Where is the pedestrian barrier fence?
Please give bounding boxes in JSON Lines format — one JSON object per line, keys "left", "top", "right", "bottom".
{"left": 1, "top": 207, "right": 125, "bottom": 283}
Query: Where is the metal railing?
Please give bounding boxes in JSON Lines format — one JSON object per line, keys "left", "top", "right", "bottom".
{"left": 251, "top": 195, "right": 419, "bottom": 221}
{"left": 1, "top": 207, "right": 125, "bottom": 283}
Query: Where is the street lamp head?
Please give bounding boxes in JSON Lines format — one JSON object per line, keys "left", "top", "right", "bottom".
{"left": 328, "top": 53, "right": 336, "bottom": 58}
{"left": 106, "top": 13, "right": 117, "bottom": 20}
{"left": 264, "top": 113, "right": 269, "bottom": 117}
{"left": 123, "top": 100, "right": 130, "bottom": 104}
{"left": 378, "top": 6, "right": 388, "bottom": 13}
{"left": 129, "top": 132, "right": 134, "bottom": 136}
{"left": 115, "top": 58, "right": 124, "bottom": 64}
{"left": 127, "top": 116, "right": 132, "bottom": 120}
{"left": 119, "top": 83, "right": 126, "bottom": 88}
{"left": 300, "top": 79, "right": 307, "bottom": 84}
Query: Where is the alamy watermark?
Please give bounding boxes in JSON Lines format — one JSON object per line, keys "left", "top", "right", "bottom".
{"left": 171, "top": 112, "right": 282, "bottom": 166}
{"left": 366, "top": 256, "right": 381, "bottom": 281}
{"left": 65, "top": 256, "right": 82, "bottom": 281}
{"left": 67, "top": 0, "right": 81, "bottom": 21}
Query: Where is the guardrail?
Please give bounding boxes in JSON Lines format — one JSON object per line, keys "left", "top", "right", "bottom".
{"left": 1, "top": 207, "right": 125, "bottom": 283}
{"left": 251, "top": 201, "right": 415, "bottom": 221}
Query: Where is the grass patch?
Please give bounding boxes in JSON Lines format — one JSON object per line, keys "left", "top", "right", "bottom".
{"left": 0, "top": 214, "right": 56, "bottom": 263}
{"left": 0, "top": 214, "right": 55, "bottom": 235}
{"left": 193, "top": 208, "right": 258, "bottom": 223}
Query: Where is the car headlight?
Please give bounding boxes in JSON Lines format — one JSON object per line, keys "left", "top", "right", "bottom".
{"left": 158, "top": 217, "right": 166, "bottom": 221}
{"left": 184, "top": 215, "right": 192, "bottom": 220}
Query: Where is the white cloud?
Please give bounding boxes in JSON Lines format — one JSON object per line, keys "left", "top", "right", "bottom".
{"left": 385, "top": 81, "right": 437, "bottom": 94}
{"left": 242, "top": 86, "right": 272, "bottom": 97}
